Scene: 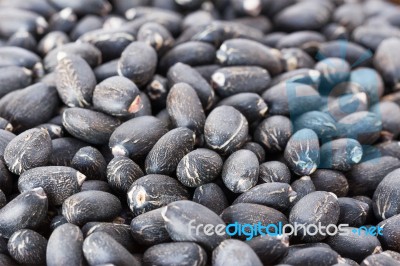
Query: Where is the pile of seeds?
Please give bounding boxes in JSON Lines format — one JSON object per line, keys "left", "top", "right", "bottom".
{"left": 2, "top": 0, "right": 400, "bottom": 265}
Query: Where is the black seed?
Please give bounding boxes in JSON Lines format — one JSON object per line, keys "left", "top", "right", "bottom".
{"left": 205, "top": 105, "right": 248, "bottom": 155}
{"left": 94, "top": 59, "right": 119, "bottom": 82}
{"left": 93, "top": 76, "right": 142, "bottom": 117}
{"left": 361, "top": 253, "right": 400, "bottom": 266}
{"left": 259, "top": 161, "right": 291, "bottom": 183}
{"left": 49, "top": 137, "right": 88, "bottom": 166}
{"left": 371, "top": 101, "right": 400, "bottom": 140}
{"left": 311, "top": 169, "right": 349, "bottom": 197}
{"left": 71, "top": 146, "right": 107, "bottom": 181}
{"left": 81, "top": 180, "right": 111, "bottom": 193}
{"left": 62, "top": 191, "right": 122, "bottom": 226}
{"left": 374, "top": 38, "right": 400, "bottom": 90}
{"left": 321, "top": 92, "right": 369, "bottom": 121}
{"left": 161, "top": 200, "right": 228, "bottom": 250}
{"left": 35, "top": 123, "right": 64, "bottom": 139}
{"left": 144, "top": 242, "right": 207, "bottom": 266}
{"left": 284, "top": 129, "right": 320, "bottom": 176}
{"left": 48, "top": 0, "right": 112, "bottom": 16}
{"left": 289, "top": 191, "right": 340, "bottom": 242}
{"left": 192, "top": 183, "right": 229, "bottom": 215}
{"left": 373, "top": 168, "right": 400, "bottom": 220}
{"left": 127, "top": 174, "right": 189, "bottom": 216}
{"left": 281, "top": 247, "right": 341, "bottom": 266}
{"left": 213, "top": 239, "right": 263, "bottom": 266}
{"left": 8, "top": 229, "right": 47, "bottom": 265}
{"left": 0, "top": 187, "right": 48, "bottom": 238}
{"left": 242, "top": 142, "right": 266, "bottom": 163}
{"left": 0, "top": 66, "right": 32, "bottom": 98}
{"left": 137, "top": 22, "right": 174, "bottom": 55}
{"left": 166, "top": 83, "right": 206, "bottom": 136}
{"left": 222, "top": 149, "right": 259, "bottom": 193}
{"left": 276, "top": 31, "right": 326, "bottom": 50}
{"left": 294, "top": 111, "right": 337, "bottom": 141}
{"left": 130, "top": 207, "right": 170, "bottom": 246}
{"left": 109, "top": 116, "right": 168, "bottom": 159}
{"left": 18, "top": 166, "right": 86, "bottom": 205}
{"left": 281, "top": 48, "right": 315, "bottom": 71}
{"left": 46, "top": 223, "right": 84, "bottom": 266}
{"left": 291, "top": 176, "right": 315, "bottom": 204}
{"left": 4, "top": 128, "right": 51, "bottom": 175}
{"left": 319, "top": 138, "right": 363, "bottom": 171}
{"left": 177, "top": 147, "right": 223, "bottom": 187}
{"left": 37, "top": 31, "right": 70, "bottom": 56}
{"left": 83, "top": 232, "right": 140, "bottom": 266}
{"left": 62, "top": 107, "right": 121, "bottom": 145}
{"left": 107, "top": 156, "right": 144, "bottom": 194}
{"left": 270, "top": 68, "right": 321, "bottom": 88}
{"left": 338, "top": 198, "right": 370, "bottom": 227}
{"left": 247, "top": 235, "right": 289, "bottom": 265}
{"left": 316, "top": 58, "right": 351, "bottom": 95}
{"left": 145, "top": 74, "right": 168, "bottom": 112}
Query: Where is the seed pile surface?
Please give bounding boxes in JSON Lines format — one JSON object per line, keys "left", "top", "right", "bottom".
{"left": 1, "top": 0, "right": 400, "bottom": 265}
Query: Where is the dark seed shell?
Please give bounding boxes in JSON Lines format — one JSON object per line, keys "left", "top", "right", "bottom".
{"left": 311, "top": 169, "right": 349, "bottom": 197}
{"left": 71, "top": 146, "right": 107, "bottom": 181}
{"left": 338, "top": 198, "right": 369, "bottom": 227}
{"left": 374, "top": 38, "right": 400, "bottom": 90}
{"left": 290, "top": 176, "right": 315, "bottom": 204}
{"left": 293, "top": 111, "right": 337, "bottom": 141}
{"left": 259, "top": 161, "right": 291, "bottom": 183}
{"left": 192, "top": 183, "right": 229, "bottom": 215}
{"left": 62, "top": 191, "right": 122, "bottom": 226}
{"left": 8, "top": 229, "right": 47, "bottom": 265}
{"left": 281, "top": 247, "right": 341, "bottom": 266}
{"left": 4, "top": 128, "right": 52, "bottom": 175}
{"left": 18, "top": 166, "right": 86, "bottom": 206}
{"left": 213, "top": 239, "right": 263, "bottom": 266}
{"left": 319, "top": 138, "right": 363, "bottom": 171}
{"left": 0, "top": 66, "right": 32, "bottom": 98}
{"left": 49, "top": 137, "right": 88, "bottom": 166}
{"left": 107, "top": 156, "right": 144, "bottom": 194}
{"left": 373, "top": 168, "right": 400, "bottom": 220}
{"left": 247, "top": 235, "right": 289, "bottom": 264}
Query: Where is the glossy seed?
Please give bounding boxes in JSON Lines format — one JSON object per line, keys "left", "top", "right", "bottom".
{"left": 18, "top": 166, "right": 86, "bottom": 205}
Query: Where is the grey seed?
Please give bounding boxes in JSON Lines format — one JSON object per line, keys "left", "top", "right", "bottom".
{"left": 294, "top": 111, "right": 338, "bottom": 140}
{"left": 7, "top": 31, "right": 37, "bottom": 52}
{"left": 109, "top": 116, "right": 168, "bottom": 159}
{"left": 216, "top": 38, "right": 283, "bottom": 76}
{"left": 166, "top": 83, "right": 206, "bottom": 136}
{"left": 49, "top": 137, "right": 88, "bottom": 166}
{"left": 0, "top": 66, "right": 32, "bottom": 98}
{"left": 0, "top": 47, "right": 42, "bottom": 75}
{"left": 375, "top": 141, "right": 400, "bottom": 161}
{"left": 247, "top": 235, "right": 289, "bottom": 264}
{"left": 0, "top": 254, "right": 18, "bottom": 266}
{"left": 373, "top": 168, "right": 400, "bottom": 220}
{"left": 35, "top": 123, "right": 64, "bottom": 139}
{"left": 192, "top": 183, "right": 228, "bottom": 215}
{"left": 144, "top": 242, "right": 207, "bottom": 266}
{"left": 0, "top": 189, "right": 5, "bottom": 209}
{"left": 374, "top": 38, "right": 400, "bottom": 90}
{"left": 381, "top": 251, "right": 400, "bottom": 262}
{"left": 213, "top": 239, "right": 262, "bottom": 266}
{"left": 353, "top": 25, "right": 400, "bottom": 51}
{"left": 177, "top": 148, "right": 223, "bottom": 188}
{"left": 204, "top": 106, "right": 248, "bottom": 155}
{"left": 0, "top": 83, "right": 59, "bottom": 132}
{"left": 346, "top": 156, "right": 400, "bottom": 196}
{"left": 137, "top": 22, "right": 174, "bottom": 55}
{"left": 338, "top": 111, "right": 382, "bottom": 145}
{"left": 48, "top": 0, "right": 112, "bottom": 16}
{"left": 289, "top": 191, "right": 340, "bottom": 242}
{"left": 93, "top": 76, "right": 141, "bottom": 117}
{"left": 49, "top": 215, "right": 68, "bottom": 231}
{"left": 233, "top": 182, "right": 296, "bottom": 212}
{"left": 107, "top": 156, "right": 143, "bottom": 194}
{"left": 78, "top": 29, "right": 134, "bottom": 61}
{"left": 118, "top": 41, "right": 157, "bottom": 87}
{"left": 254, "top": 116, "right": 293, "bottom": 153}
{"left": 361, "top": 254, "right": 400, "bottom": 266}
{"left": 221, "top": 203, "right": 288, "bottom": 239}
{"left": 311, "top": 169, "right": 349, "bottom": 197}
{"left": 56, "top": 53, "right": 96, "bottom": 108}
{"left": 276, "top": 31, "right": 326, "bottom": 50}
{"left": 338, "top": 197, "right": 369, "bottom": 227}
{"left": 46, "top": 223, "right": 84, "bottom": 266}
{"left": 274, "top": 1, "right": 331, "bottom": 31}
{"left": 291, "top": 176, "right": 315, "bottom": 204}
{"left": 71, "top": 146, "right": 107, "bottom": 181}
{"left": 211, "top": 66, "right": 271, "bottom": 97}
{"left": 318, "top": 40, "right": 373, "bottom": 67}
{"left": 81, "top": 180, "right": 111, "bottom": 193}
{"left": 322, "top": 23, "right": 349, "bottom": 41}
{"left": 44, "top": 42, "right": 102, "bottom": 72}
{"left": 0, "top": 0, "right": 57, "bottom": 17}
{"left": 270, "top": 68, "right": 321, "bottom": 88}
{"left": 262, "top": 82, "right": 322, "bottom": 116}
{"left": 321, "top": 92, "right": 369, "bottom": 121}
{"left": 281, "top": 48, "right": 315, "bottom": 71}
{"left": 263, "top": 32, "right": 287, "bottom": 48}
{"left": 62, "top": 191, "right": 122, "bottom": 226}
{"left": 349, "top": 68, "right": 384, "bottom": 105}
{"left": 18, "top": 166, "right": 86, "bottom": 206}
{"left": 8, "top": 229, "right": 47, "bottom": 265}
{"left": 326, "top": 227, "right": 382, "bottom": 263}
{"left": 284, "top": 129, "right": 320, "bottom": 176}
{"left": 130, "top": 207, "right": 170, "bottom": 246}
{"left": 378, "top": 214, "right": 400, "bottom": 252}
{"left": 62, "top": 108, "right": 121, "bottom": 145}
{"left": 167, "top": 62, "right": 215, "bottom": 110}
{"left": 48, "top": 8, "right": 77, "bottom": 33}
{"left": 4, "top": 128, "right": 51, "bottom": 175}
{"left": 70, "top": 15, "right": 103, "bottom": 41}
{"left": 94, "top": 59, "right": 119, "bottom": 82}
{"left": 222, "top": 149, "right": 259, "bottom": 193}
{"left": 333, "top": 3, "right": 365, "bottom": 32}
{"left": 371, "top": 101, "right": 400, "bottom": 139}
{"left": 194, "top": 64, "right": 220, "bottom": 82}
{"left": 217, "top": 93, "right": 269, "bottom": 124}
{"left": 259, "top": 161, "right": 291, "bottom": 183}
{"left": 84, "top": 222, "right": 137, "bottom": 253}
{"left": 281, "top": 247, "right": 341, "bottom": 266}
{"left": 127, "top": 174, "right": 189, "bottom": 216}
{"left": 145, "top": 127, "right": 195, "bottom": 175}
{"left": 161, "top": 200, "right": 228, "bottom": 250}
{"left": 319, "top": 138, "right": 363, "bottom": 171}
{"left": 230, "top": 0, "right": 262, "bottom": 17}
{"left": 0, "top": 8, "right": 48, "bottom": 38}
{"left": 83, "top": 232, "right": 140, "bottom": 266}
{"left": 0, "top": 187, "right": 48, "bottom": 238}
{"left": 0, "top": 159, "right": 14, "bottom": 196}
{"left": 160, "top": 41, "right": 215, "bottom": 72}
{"left": 315, "top": 58, "right": 351, "bottom": 96}
{"left": 242, "top": 142, "right": 265, "bottom": 163}
{"left": 37, "top": 31, "right": 70, "bottom": 56}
